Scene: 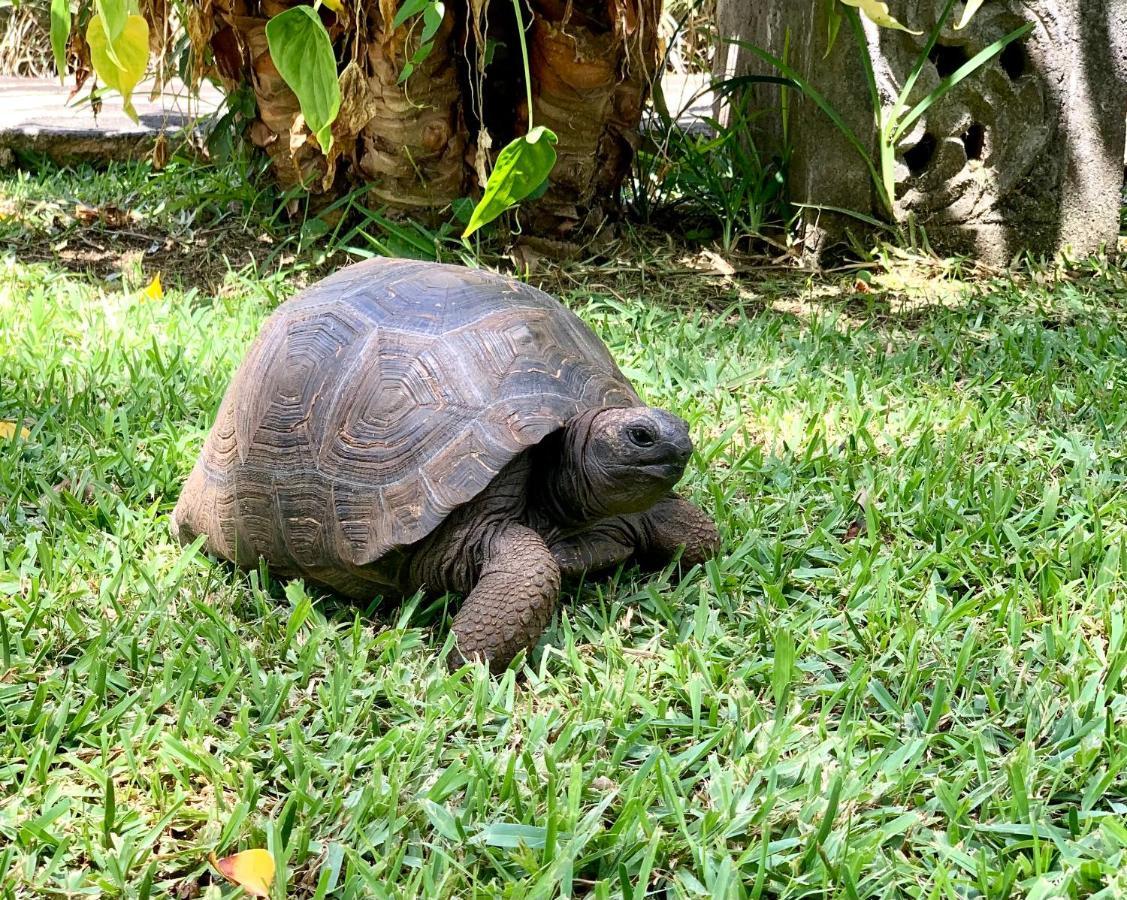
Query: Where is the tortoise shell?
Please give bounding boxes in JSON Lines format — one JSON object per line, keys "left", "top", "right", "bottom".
{"left": 172, "top": 258, "right": 640, "bottom": 587}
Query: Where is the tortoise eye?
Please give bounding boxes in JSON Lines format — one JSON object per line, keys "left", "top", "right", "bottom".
{"left": 628, "top": 426, "right": 656, "bottom": 448}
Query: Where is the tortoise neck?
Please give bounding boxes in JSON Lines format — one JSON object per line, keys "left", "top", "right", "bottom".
{"left": 531, "top": 412, "right": 606, "bottom": 528}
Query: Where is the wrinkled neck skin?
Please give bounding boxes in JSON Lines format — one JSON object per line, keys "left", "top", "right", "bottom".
{"left": 529, "top": 410, "right": 610, "bottom": 530}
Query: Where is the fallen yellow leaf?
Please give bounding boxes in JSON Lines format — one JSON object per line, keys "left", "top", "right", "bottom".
{"left": 143, "top": 273, "right": 164, "bottom": 300}
{"left": 0, "top": 421, "right": 30, "bottom": 441}
{"left": 321, "top": 0, "right": 345, "bottom": 12}
{"left": 210, "top": 849, "right": 275, "bottom": 898}
{"left": 840, "top": 0, "right": 921, "bottom": 33}
{"left": 86, "top": 13, "right": 151, "bottom": 123}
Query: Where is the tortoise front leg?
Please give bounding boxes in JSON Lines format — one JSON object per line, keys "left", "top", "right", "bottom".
{"left": 449, "top": 525, "right": 560, "bottom": 674}
{"left": 634, "top": 494, "right": 721, "bottom": 570}
{"left": 549, "top": 495, "right": 720, "bottom": 579}
{"left": 550, "top": 518, "right": 637, "bottom": 579}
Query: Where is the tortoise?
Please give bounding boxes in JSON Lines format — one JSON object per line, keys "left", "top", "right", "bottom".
{"left": 172, "top": 258, "right": 720, "bottom": 671}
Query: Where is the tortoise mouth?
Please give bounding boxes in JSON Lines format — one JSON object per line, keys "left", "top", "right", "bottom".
{"left": 634, "top": 437, "right": 692, "bottom": 472}
{"left": 609, "top": 459, "right": 687, "bottom": 485}
{"left": 643, "top": 461, "right": 687, "bottom": 482}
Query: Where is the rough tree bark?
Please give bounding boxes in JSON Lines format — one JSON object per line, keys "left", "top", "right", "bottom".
{"left": 716, "top": 0, "right": 1127, "bottom": 265}
{"left": 523, "top": 0, "right": 661, "bottom": 236}
{"left": 191, "top": 0, "right": 660, "bottom": 238}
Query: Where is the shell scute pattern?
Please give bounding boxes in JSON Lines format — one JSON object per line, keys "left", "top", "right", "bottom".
{"left": 174, "top": 258, "right": 640, "bottom": 585}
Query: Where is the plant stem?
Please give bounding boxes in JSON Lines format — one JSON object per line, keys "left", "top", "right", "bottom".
{"left": 510, "top": 0, "right": 535, "bottom": 130}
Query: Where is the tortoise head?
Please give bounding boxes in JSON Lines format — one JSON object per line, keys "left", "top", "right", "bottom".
{"left": 552, "top": 406, "right": 693, "bottom": 519}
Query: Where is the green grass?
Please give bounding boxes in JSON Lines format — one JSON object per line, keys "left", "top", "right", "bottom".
{"left": 4, "top": 162, "right": 1127, "bottom": 898}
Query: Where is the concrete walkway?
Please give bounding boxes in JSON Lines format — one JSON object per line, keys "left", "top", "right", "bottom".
{"left": 0, "top": 76, "right": 224, "bottom": 164}
{"left": 0, "top": 72, "right": 712, "bottom": 165}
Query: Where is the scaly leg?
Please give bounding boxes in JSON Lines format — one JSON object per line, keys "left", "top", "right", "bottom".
{"left": 634, "top": 494, "right": 721, "bottom": 570}
{"left": 449, "top": 525, "right": 560, "bottom": 673}
{"left": 549, "top": 494, "right": 720, "bottom": 578}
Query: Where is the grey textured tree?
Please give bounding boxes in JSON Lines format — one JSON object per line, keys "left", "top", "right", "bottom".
{"left": 716, "top": 0, "right": 1127, "bottom": 264}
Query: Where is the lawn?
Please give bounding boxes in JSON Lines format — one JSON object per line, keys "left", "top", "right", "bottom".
{"left": 3, "top": 161, "right": 1127, "bottom": 898}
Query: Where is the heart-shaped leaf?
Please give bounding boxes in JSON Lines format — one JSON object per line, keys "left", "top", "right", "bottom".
{"left": 462, "top": 126, "right": 558, "bottom": 239}
{"left": 265, "top": 6, "right": 341, "bottom": 153}
{"left": 86, "top": 12, "right": 150, "bottom": 123}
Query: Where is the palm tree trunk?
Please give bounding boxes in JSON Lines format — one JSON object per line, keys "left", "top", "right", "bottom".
{"left": 197, "top": 0, "right": 660, "bottom": 235}
{"left": 523, "top": 0, "right": 662, "bottom": 235}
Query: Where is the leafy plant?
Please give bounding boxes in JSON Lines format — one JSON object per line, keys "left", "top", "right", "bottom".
{"left": 264, "top": 5, "right": 340, "bottom": 153}
{"left": 392, "top": 0, "right": 446, "bottom": 83}
{"left": 42, "top": 0, "right": 567, "bottom": 243}
{"left": 279, "top": 181, "right": 471, "bottom": 263}
{"left": 48, "top": 0, "right": 153, "bottom": 122}
{"left": 629, "top": 94, "right": 786, "bottom": 252}
{"left": 631, "top": 4, "right": 786, "bottom": 250}
{"left": 461, "top": 0, "right": 558, "bottom": 240}
{"left": 736, "top": 0, "right": 1033, "bottom": 218}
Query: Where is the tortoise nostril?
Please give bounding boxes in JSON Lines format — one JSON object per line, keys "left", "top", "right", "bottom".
{"left": 628, "top": 426, "right": 656, "bottom": 448}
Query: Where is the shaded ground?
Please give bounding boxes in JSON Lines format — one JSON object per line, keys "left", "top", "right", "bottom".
{"left": 0, "top": 159, "right": 284, "bottom": 291}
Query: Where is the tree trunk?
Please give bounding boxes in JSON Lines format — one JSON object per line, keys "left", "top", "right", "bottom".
{"left": 522, "top": 0, "right": 661, "bottom": 237}
{"left": 195, "top": 0, "right": 661, "bottom": 239}
{"left": 716, "top": 0, "right": 1127, "bottom": 265}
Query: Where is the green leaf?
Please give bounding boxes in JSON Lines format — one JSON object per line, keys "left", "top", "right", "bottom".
{"left": 49, "top": 0, "right": 69, "bottom": 81}
{"left": 770, "top": 627, "right": 795, "bottom": 708}
{"left": 392, "top": 0, "right": 427, "bottom": 29}
{"left": 823, "top": 0, "right": 842, "bottom": 58}
{"left": 420, "top": 0, "right": 444, "bottom": 43}
{"left": 474, "top": 823, "right": 551, "bottom": 849}
{"left": 94, "top": 0, "right": 127, "bottom": 66}
{"left": 462, "top": 126, "right": 558, "bottom": 239}
{"left": 265, "top": 6, "right": 341, "bottom": 154}
{"left": 102, "top": 773, "right": 115, "bottom": 847}
{"left": 397, "top": 39, "right": 432, "bottom": 84}
{"left": 86, "top": 12, "right": 149, "bottom": 123}
{"left": 800, "top": 773, "right": 843, "bottom": 870}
